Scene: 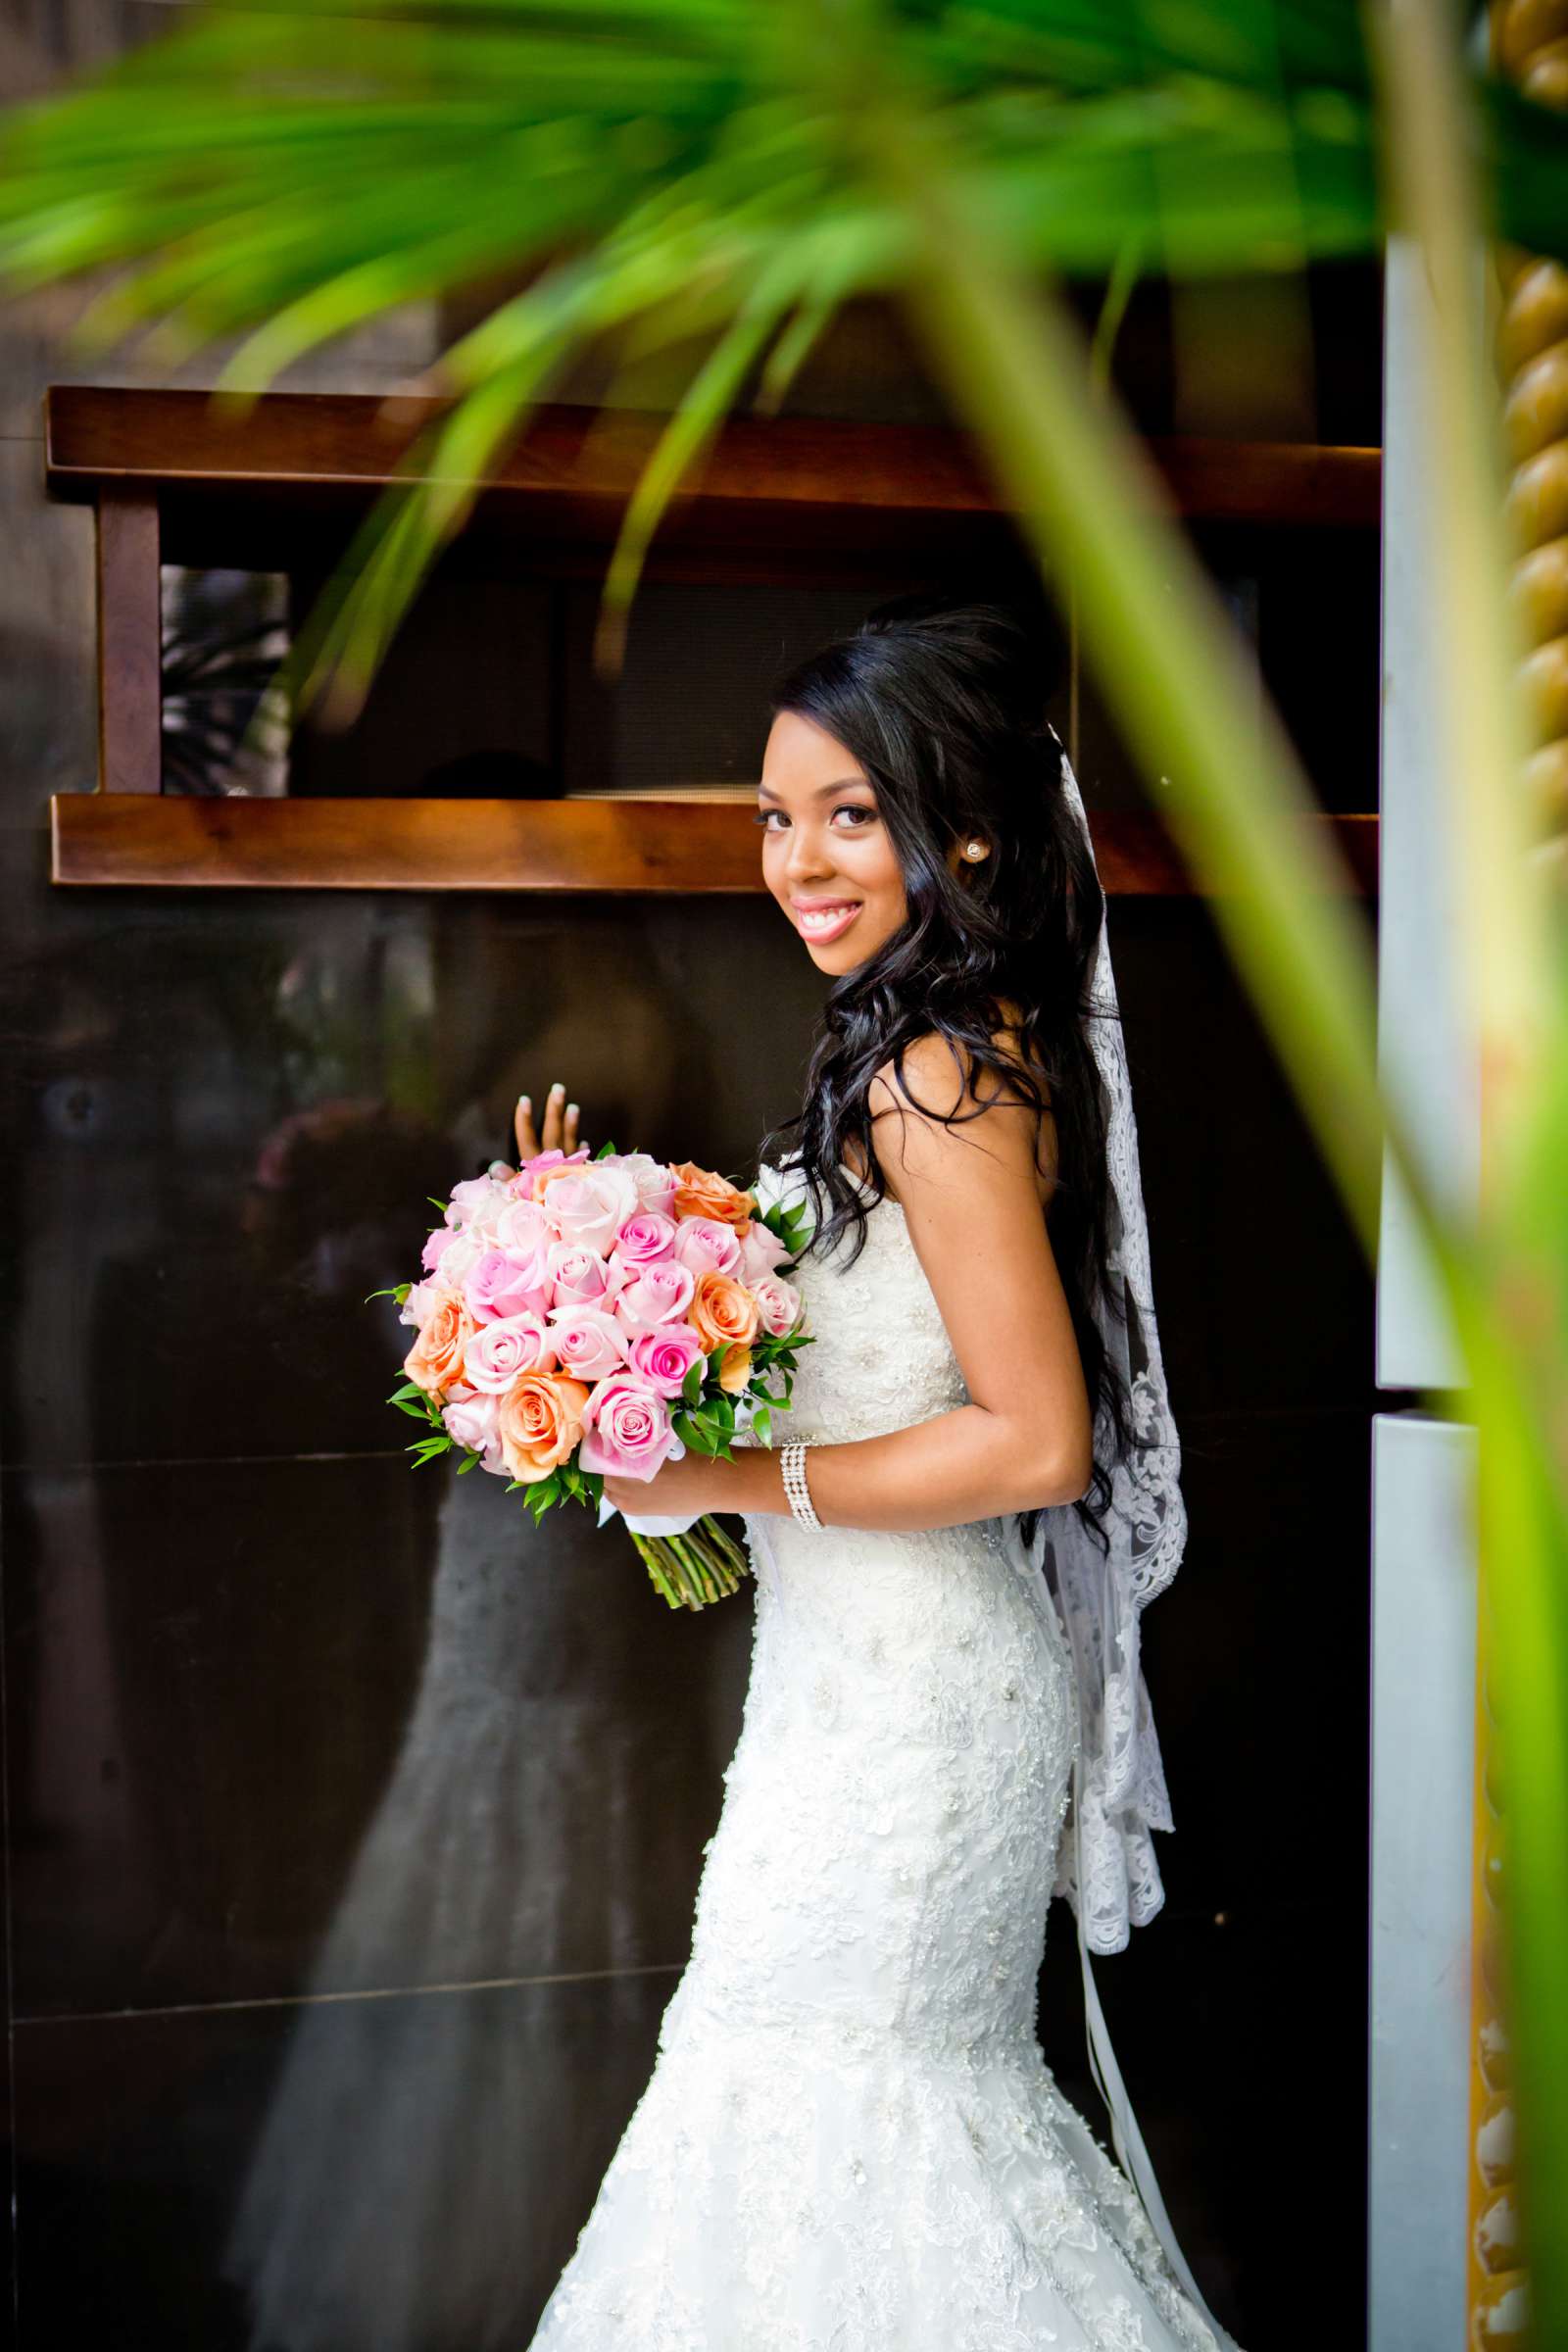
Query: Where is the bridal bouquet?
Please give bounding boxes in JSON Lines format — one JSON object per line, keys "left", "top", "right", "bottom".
{"left": 369, "top": 1144, "right": 812, "bottom": 1611}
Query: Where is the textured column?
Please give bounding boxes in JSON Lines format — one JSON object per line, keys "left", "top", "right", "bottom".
{"left": 1493, "top": 0, "right": 1568, "bottom": 868}
{"left": 1467, "top": 8, "right": 1555, "bottom": 2341}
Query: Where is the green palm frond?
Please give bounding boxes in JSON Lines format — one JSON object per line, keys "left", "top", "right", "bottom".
{"left": 6, "top": 0, "right": 1553, "bottom": 716}
{"left": 3, "top": 0, "right": 1560, "bottom": 716}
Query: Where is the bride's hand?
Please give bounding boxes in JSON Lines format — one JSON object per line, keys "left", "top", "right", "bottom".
{"left": 505, "top": 1081, "right": 584, "bottom": 1171}
{"left": 602, "top": 1454, "right": 720, "bottom": 1520}
{"left": 603, "top": 1448, "right": 777, "bottom": 1521}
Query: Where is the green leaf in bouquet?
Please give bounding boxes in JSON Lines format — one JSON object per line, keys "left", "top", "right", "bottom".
{"left": 752, "top": 1401, "right": 773, "bottom": 1448}
{"left": 388, "top": 1389, "right": 436, "bottom": 1421}
{"left": 456, "top": 1451, "right": 480, "bottom": 1474}
{"left": 760, "top": 1200, "right": 814, "bottom": 1263}
{"left": 426, "top": 1197, "right": 451, "bottom": 1215}
{"left": 674, "top": 1407, "right": 718, "bottom": 1456}
{"left": 682, "top": 1354, "right": 706, "bottom": 1407}
{"left": 364, "top": 1281, "right": 413, "bottom": 1303}
{"left": 582, "top": 1470, "right": 605, "bottom": 1506}
{"left": 524, "top": 1471, "right": 563, "bottom": 1521}
{"left": 593, "top": 1138, "right": 619, "bottom": 1160}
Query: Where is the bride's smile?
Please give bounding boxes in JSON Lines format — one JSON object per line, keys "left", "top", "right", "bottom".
{"left": 757, "top": 708, "right": 907, "bottom": 973}
{"left": 790, "top": 896, "right": 862, "bottom": 944}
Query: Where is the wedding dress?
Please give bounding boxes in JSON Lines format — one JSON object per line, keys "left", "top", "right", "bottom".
{"left": 525, "top": 1161, "right": 1230, "bottom": 2352}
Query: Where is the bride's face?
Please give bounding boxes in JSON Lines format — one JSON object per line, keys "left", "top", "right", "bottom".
{"left": 759, "top": 711, "right": 908, "bottom": 975}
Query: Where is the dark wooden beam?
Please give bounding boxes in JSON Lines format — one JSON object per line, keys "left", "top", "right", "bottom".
{"left": 49, "top": 793, "right": 1379, "bottom": 897}
{"left": 46, "top": 386, "right": 1382, "bottom": 532}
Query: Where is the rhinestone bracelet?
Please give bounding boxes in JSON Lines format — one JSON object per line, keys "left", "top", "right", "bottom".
{"left": 779, "top": 1440, "right": 822, "bottom": 1532}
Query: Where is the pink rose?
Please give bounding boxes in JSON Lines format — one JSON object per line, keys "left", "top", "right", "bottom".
{"left": 749, "top": 1273, "right": 804, "bottom": 1338}
{"left": 446, "top": 1173, "right": 500, "bottom": 1229}
{"left": 511, "top": 1146, "right": 591, "bottom": 1200}
{"left": 442, "top": 1391, "right": 501, "bottom": 1466}
{"left": 608, "top": 1210, "right": 677, "bottom": 1285}
{"left": 739, "top": 1220, "right": 791, "bottom": 1281}
{"left": 399, "top": 1276, "right": 448, "bottom": 1328}
{"left": 614, "top": 1259, "right": 697, "bottom": 1332}
{"left": 547, "top": 1304, "right": 630, "bottom": 1382}
{"left": 598, "top": 1152, "right": 677, "bottom": 1217}
{"left": 579, "top": 1373, "right": 679, "bottom": 1482}
{"left": 431, "top": 1230, "right": 484, "bottom": 1290}
{"left": 539, "top": 1164, "right": 641, "bottom": 1254}
{"left": 627, "top": 1321, "right": 706, "bottom": 1398}
{"left": 494, "top": 1197, "right": 553, "bottom": 1255}
{"left": 420, "top": 1224, "right": 460, "bottom": 1273}
{"left": 463, "top": 1311, "right": 558, "bottom": 1393}
{"left": 671, "top": 1216, "right": 744, "bottom": 1279}
{"left": 548, "top": 1242, "right": 618, "bottom": 1311}
{"left": 465, "top": 1245, "right": 553, "bottom": 1326}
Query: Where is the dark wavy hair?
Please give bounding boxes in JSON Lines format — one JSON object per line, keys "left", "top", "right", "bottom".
{"left": 760, "top": 591, "right": 1133, "bottom": 1552}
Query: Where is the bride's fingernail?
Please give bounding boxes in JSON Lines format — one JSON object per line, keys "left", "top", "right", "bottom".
{"left": 517, "top": 1094, "right": 530, "bottom": 1111}
{"left": 567, "top": 1102, "right": 579, "bottom": 1118}
{"left": 550, "top": 1080, "right": 564, "bottom": 1098}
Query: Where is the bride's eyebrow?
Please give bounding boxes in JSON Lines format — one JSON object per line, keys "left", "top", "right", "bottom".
{"left": 756, "top": 777, "right": 872, "bottom": 802}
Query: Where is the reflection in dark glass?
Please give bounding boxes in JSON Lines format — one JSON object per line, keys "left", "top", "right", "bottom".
{"left": 220, "top": 1461, "right": 739, "bottom": 2352}
{"left": 161, "top": 565, "right": 290, "bottom": 798}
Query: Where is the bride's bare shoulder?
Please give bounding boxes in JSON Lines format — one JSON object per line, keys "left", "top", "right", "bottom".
{"left": 866, "top": 1026, "right": 1057, "bottom": 1214}
{"left": 990, "top": 1000, "right": 1059, "bottom": 1205}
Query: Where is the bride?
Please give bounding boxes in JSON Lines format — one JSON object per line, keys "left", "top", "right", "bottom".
{"left": 523, "top": 597, "right": 1241, "bottom": 2352}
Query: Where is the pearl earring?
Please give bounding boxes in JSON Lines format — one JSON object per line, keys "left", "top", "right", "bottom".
{"left": 963, "top": 839, "right": 989, "bottom": 862}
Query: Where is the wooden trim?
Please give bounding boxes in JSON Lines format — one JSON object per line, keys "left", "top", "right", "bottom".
{"left": 46, "top": 386, "right": 1382, "bottom": 532}
{"left": 94, "top": 486, "right": 161, "bottom": 794}
{"left": 49, "top": 793, "right": 1379, "bottom": 896}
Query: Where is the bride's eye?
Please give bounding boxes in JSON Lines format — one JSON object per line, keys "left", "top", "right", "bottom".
{"left": 754, "top": 808, "right": 788, "bottom": 831}
{"left": 832, "top": 804, "right": 876, "bottom": 829}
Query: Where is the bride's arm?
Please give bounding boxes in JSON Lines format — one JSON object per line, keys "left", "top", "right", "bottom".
{"left": 604, "top": 1037, "right": 1095, "bottom": 1532}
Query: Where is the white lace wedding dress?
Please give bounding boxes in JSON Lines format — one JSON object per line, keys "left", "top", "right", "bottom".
{"left": 526, "top": 1166, "right": 1228, "bottom": 2352}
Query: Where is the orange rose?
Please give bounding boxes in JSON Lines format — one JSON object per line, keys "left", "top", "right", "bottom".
{"left": 497, "top": 1371, "right": 591, "bottom": 1482}
{"left": 404, "top": 1290, "right": 477, "bottom": 1396}
{"left": 716, "top": 1342, "right": 753, "bottom": 1396}
{"left": 670, "top": 1160, "right": 756, "bottom": 1232}
{"left": 690, "top": 1269, "right": 761, "bottom": 1354}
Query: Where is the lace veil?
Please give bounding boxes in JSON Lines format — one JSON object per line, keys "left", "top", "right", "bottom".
{"left": 1022, "top": 723, "right": 1186, "bottom": 1958}
{"left": 1005, "top": 730, "right": 1240, "bottom": 2347}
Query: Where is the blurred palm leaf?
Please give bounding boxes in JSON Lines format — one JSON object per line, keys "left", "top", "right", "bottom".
{"left": 3, "top": 0, "right": 1563, "bottom": 715}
